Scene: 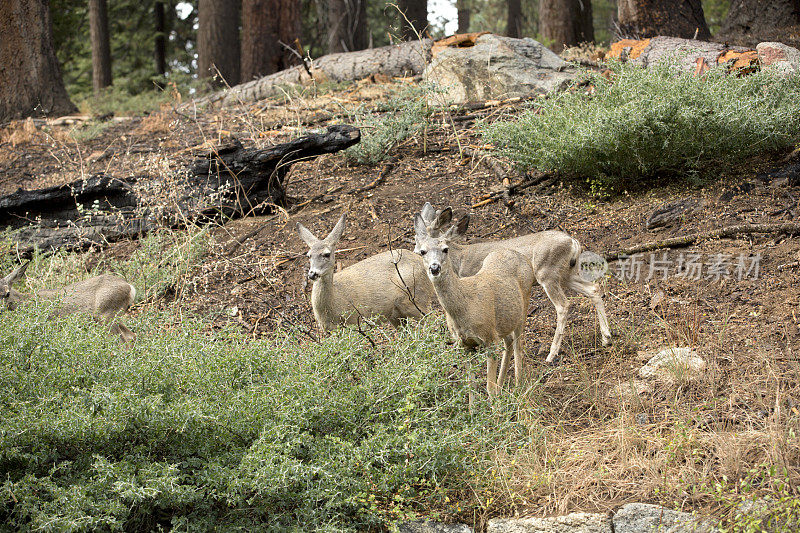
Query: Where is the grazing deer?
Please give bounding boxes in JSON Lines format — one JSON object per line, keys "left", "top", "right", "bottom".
{"left": 414, "top": 213, "right": 535, "bottom": 394}
{"left": 0, "top": 262, "right": 137, "bottom": 343}
{"left": 416, "top": 202, "right": 612, "bottom": 363}
{"left": 297, "top": 214, "right": 434, "bottom": 332}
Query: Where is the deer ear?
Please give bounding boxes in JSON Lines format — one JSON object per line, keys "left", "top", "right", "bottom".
{"left": 445, "top": 215, "right": 470, "bottom": 239}
{"left": 325, "top": 214, "right": 346, "bottom": 245}
{"left": 296, "top": 222, "right": 319, "bottom": 247}
{"left": 420, "top": 202, "right": 436, "bottom": 224}
{"left": 3, "top": 261, "right": 30, "bottom": 285}
{"left": 433, "top": 207, "right": 452, "bottom": 230}
{"left": 414, "top": 213, "right": 429, "bottom": 240}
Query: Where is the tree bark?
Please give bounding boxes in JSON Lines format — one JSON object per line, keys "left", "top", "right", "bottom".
{"left": 539, "top": 0, "right": 594, "bottom": 51}
{"left": 198, "top": 0, "right": 241, "bottom": 86}
{"left": 717, "top": 0, "right": 800, "bottom": 47}
{"left": 326, "top": 0, "right": 368, "bottom": 53}
{"left": 155, "top": 1, "right": 166, "bottom": 76}
{"left": 241, "top": 0, "right": 301, "bottom": 80}
{"left": 507, "top": 0, "right": 522, "bottom": 38}
{"left": 457, "top": 0, "right": 471, "bottom": 33}
{"left": 399, "top": 0, "right": 428, "bottom": 39}
{"left": 89, "top": 0, "right": 112, "bottom": 93}
{"left": 0, "top": 0, "right": 76, "bottom": 121}
{"left": 618, "top": 0, "right": 710, "bottom": 40}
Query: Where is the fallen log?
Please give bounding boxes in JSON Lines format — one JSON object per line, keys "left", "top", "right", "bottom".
{"left": 0, "top": 125, "right": 360, "bottom": 254}
{"left": 196, "top": 39, "right": 433, "bottom": 108}
{"left": 604, "top": 222, "right": 800, "bottom": 261}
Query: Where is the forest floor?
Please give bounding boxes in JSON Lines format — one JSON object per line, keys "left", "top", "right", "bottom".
{"left": 1, "top": 79, "right": 799, "bottom": 523}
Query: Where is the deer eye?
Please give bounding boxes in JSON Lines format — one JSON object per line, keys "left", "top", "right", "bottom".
{"left": 442, "top": 247, "right": 449, "bottom": 254}
{"left": 419, "top": 250, "right": 427, "bottom": 256}
{"left": 322, "top": 252, "right": 331, "bottom": 258}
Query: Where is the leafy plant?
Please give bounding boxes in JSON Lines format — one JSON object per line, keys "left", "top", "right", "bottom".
{"left": 482, "top": 60, "right": 800, "bottom": 194}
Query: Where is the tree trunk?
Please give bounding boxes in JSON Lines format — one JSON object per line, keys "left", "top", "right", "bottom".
{"left": 507, "top": 0, "right": 522, "bottom": 37}
{"left": 717, "top": 0, "right": 800, "bottom": 47}
{"left": 0, "top": 0, "right": 76, "bottom": 121}
{"left": 155, "top": 1, "right": 166, "bottom": 76}
{"left": 241, "top": 0, "right": 301, "bottom": 80}
{"left": 457, "top": 0, "right": 471, "bottom": 33}
{"left": 89, "top": 0, "right": 112, "bottom": 93}
{"left": 539, "top": 0, "right": 594, "bottom": 51}
{"left": 326, "top": 0, "right": 368, "bottom": 53}
{"left": 198, "top": 0, "right": 241, "bottom": 86}
{"left": 618, "top": 0, "right": 710, "bottom": 39}
{"left": 399, "top": 0, "right": 428, "bottom": 39}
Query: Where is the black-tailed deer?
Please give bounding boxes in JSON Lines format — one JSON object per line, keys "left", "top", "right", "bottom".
{"left": 0, "top": 262, "right": 137, "bottom": 342}
{"left": 414, "top": 213, "right": 535, "bottom": 394}
{"left": 297, "top": 214, "right": 434, "bottom": 332}
{"left": 417, "top": 202, "right": 612, "bottom": 363}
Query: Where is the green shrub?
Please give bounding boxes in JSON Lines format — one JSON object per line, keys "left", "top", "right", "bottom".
{"left": 345, "top": 85, "right": 438, "bottom": 165}
{"left": 481, "top": 61, "right": 800, "bottom": 195}
{"left": 0, "top": 309, "right": 523, "bottom": 531}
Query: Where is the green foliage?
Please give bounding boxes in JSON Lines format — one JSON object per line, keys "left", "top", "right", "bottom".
{"left": 482, "top": 61, "right": 800, "bottom": 195}
{"left": 344, "top": 85, "right": 438, "bottom": 165}
{"left": 0, "top": 304, "right": 521, "bottom": 530}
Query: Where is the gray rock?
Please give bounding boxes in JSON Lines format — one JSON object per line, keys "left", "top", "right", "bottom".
{"left": 423, "top": 34, "right": 578, "bottom": 104}
{"left": 487, "top": 513, "right": 611, "bottom": 533}
{"left": 638, "top": 348, "right": 705, "bottom": 384}
{"left": 735, "top": 498, "right": 797, "bottom": 532}
{"left": 613, "top": 503, "right": 717, "bottom": 532}
{"left": 399, "top": 521, "right": 473, "bottom": 533}
{"left": 646, "top": 200, "right": 697, "bottom": 230}
{"left": 756, "top": 42, "right": 800, "bottom": 76}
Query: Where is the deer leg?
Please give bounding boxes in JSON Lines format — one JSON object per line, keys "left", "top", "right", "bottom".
{"left": 513, "top": 324, "right": 525, "bottom": 387}
{"left": 109, "top": 321, "right": 136, "bottom": 344}
{"left": 497, "top": 337, "right": 512, "bottom": 390}
{"left": 541, "top": 280, "right": 569, "bottom": 364}
{"left": 486, "top": 352, "right": 499, "bottom": 396}
{"left": 567, "top": 277, "right": 612, "bottom": 346}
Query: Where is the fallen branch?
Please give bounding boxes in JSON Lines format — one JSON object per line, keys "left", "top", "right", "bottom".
{"left": 470, "top": 171, "right": 556, "bottom": 208}
{"left": 604, "top": 223, "right": 800, "bottom": 261}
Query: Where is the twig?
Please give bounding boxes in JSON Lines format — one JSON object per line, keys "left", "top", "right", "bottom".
{"left": 356, "top": 315, "right": 377, "bottom": 349}
{"left": 470, "top": 171, "right": 556, "bottom": 209}
{"left": 386, "top": 229, "right": 425, "bottom": 316}
{"left": 778, "top": 261, "right": 800, "bottom": 271}
{"left": 604, "top": 222, "right": 800, "bottom": 261}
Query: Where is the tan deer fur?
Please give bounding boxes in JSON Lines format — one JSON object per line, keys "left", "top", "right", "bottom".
{"left": 417, "top": 202, "right": 612, "bottom": 363}
{"left": 0, "top": 262, "right": 137, "bottom": 342}
{"left": 414, "top": 213, "right": 535, "bottom": 394}
{"left": 297, "top": 214, "right": 434, "bottom": 332}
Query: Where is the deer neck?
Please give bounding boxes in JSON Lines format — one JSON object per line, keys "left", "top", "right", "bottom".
{"left": 310, "top": 270, "right": 339, "bottom": 330}
{"left": 430, "top": 261, "right": 470, "bottom": 320}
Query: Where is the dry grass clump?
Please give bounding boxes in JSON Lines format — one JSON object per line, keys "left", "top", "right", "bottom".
{"left": 479, "top": 303, "right": 800, "bottom": 529}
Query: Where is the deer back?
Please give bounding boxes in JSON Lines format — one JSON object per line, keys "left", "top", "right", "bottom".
{"left": 37, "top": 274, "right": 136, "bottom": 318}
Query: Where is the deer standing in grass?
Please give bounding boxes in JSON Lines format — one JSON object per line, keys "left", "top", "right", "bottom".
{"left": 414, "top": 213, "right": 534, "bottom": 394}
{"left": 416, "top": 203, "right": 612, "bottom": 363}
{"left": 0, "top": 262, "right": 137, "bottom": 342}
{"left": 297, "top": 214, "right": 434, "bottom": 332}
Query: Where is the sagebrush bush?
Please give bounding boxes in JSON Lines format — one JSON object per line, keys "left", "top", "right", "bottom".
{"left": 345, "top": 85, "right": 437, "bottom": 165}
{"left": 0, "top": 307, "right": 522, "bottom": 531}
{"left": 482, "top": 61, "right": 800, "bottom": 194}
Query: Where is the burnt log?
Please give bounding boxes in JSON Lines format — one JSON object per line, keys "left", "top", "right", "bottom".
{"left": 0, "top": 125, "right": 360, "bottom": 254}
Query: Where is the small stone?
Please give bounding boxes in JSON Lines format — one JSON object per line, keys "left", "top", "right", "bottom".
{"left": 757, "top": 42, "right": 800, "bottom": 76}
{"left": 635, "top": 413, "right": 650, "bottom": 425}
{"left": 400, "top": 521, "right": 473, "bottom": 533}
{"left": 609, "top": 380, "right": 653, "bottom": 400}
{"left": 638, "top": 347, "right": 705, "bottom": 384}
{"left": 613, "top": 503, "right": 717, "bottom": 533}
{"left": 488, "top": 512, "right": 611, "bottom": 533}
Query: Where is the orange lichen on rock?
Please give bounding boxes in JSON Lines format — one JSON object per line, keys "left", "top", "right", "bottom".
{"left": 607, "top": 39, "right": 651, "bottom": 60}
{"left": 432, "top": 32, "right": 491, "bottom": 56}
{"left": 717, "top": 50, "right": 759, "bottom": 72}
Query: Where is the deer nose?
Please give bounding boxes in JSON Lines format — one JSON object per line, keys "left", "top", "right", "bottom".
{"left": 308, "top": 270, "right": 319, "bottom": 281}
{"left": 429, "top": 263, "right": 441, "bottom": 276}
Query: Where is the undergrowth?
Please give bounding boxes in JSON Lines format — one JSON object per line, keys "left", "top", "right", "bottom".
{"left": 344, "top": 85, "right": 438, "bottom": 165}
{"left": 0, "top": 304, "right": 520, "bottom": 531}
{"left": 482, "top": 61, "right": 800, "bottom": 195}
